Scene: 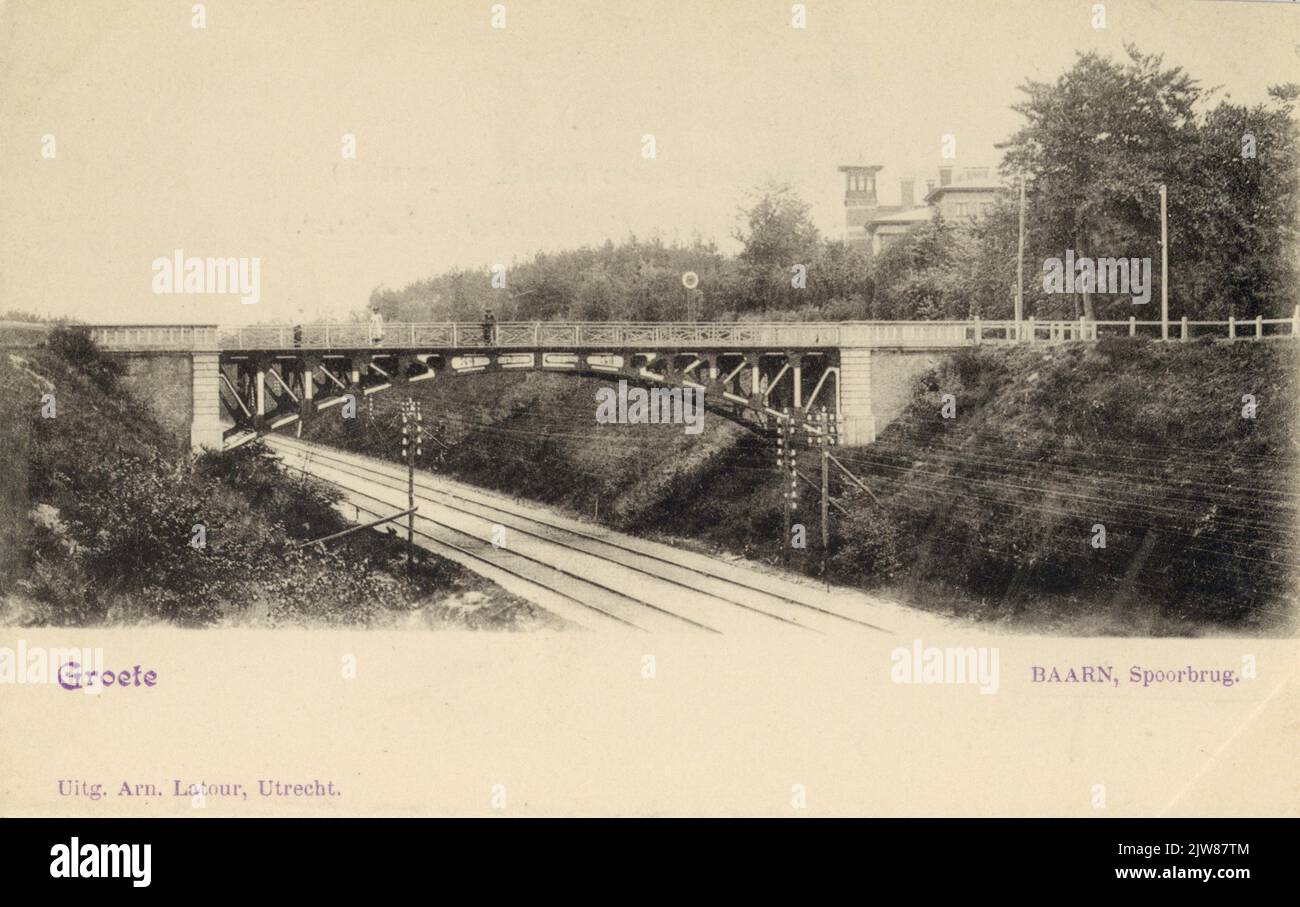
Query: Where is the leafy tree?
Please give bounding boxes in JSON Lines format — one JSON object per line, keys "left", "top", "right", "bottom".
{"left": 868, "top": 216, "right": 961, "bottom": 319}
{"left": 805, "top": 240, "right": 873, "bottom": 316}
{"left": 733, "top": 181, "right": 822, "bottom": 313}
{"left": 369, "top": 235, "right": 734, "bottom": 323}
{"left": 1175, "top": 85, "right": 1300, "bottom": 318}
{"left": 1000, "top": 46, "right": 1201, "bottom": 320}
{"left": 1000, "top": 45, "right": 1298, "bottom": 321}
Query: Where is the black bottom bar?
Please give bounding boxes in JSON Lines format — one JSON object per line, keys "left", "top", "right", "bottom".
{"left": 1, "top": 819, "right": 1284, "bottom": 894}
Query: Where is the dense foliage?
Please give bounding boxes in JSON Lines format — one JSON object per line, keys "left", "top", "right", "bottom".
{"left": 1001, "top": 46, "right": 1300, "bottom": 321}
{"left": 0, "top": 339, "right": 537, "bottom": 628}
{"left": 833, "top": 340, "right": 1296, "bottom": 629}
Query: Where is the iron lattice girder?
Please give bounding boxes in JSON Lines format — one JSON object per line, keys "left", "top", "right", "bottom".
{"left": 218, "top": 347, "right": 838, "bottom": 443}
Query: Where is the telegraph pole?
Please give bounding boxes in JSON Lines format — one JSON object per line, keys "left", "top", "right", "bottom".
{"left": 818, "top": 410, "right": 828, "bottom": 551}
{"left": 400, "top": 398, "right": 423, "bottom": 579}
{"left": 817, "top": 406, "right": 837, "bottom": 551}
{"left": 1159, "top": 183, "right": 1169, "bottom": 341}
{"left": 807, "top": 406, "right": 838, "bottom": 582}
{"left": 1016, "top": 174, "right": 1026, "bottom": 341}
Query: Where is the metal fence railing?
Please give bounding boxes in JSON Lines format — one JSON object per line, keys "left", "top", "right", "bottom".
{"left": 207, "top": 321, "right": 847, "bottom": 350}
{"left": 77, "top": 310, "right": 1300, "bottom": 352}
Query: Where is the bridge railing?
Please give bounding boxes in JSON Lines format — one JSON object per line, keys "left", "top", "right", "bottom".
{"left": 78, "top": 311, "right": 1300, "bottom": 351}
{"left": 842, "top": 321, "right": 975, "bottom": 347}
{"left": 89, "top": 325, "right": 221, "bottom": 350}
{"left": 213, "top": 321, "right": 850, "bottom": 349}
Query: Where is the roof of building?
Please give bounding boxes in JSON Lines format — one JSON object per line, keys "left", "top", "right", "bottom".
{"left": 924, "top": 179, "right": 1007, "bottom": 203}
{"left": 868, "top": 205, "right": 935, "bottom": 226}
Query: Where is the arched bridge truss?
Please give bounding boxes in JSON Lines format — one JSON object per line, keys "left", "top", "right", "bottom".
{"left": 219, "top": 346, "right": 841, "bottom": 449}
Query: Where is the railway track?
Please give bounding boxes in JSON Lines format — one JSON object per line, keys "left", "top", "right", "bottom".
{"left": 265, "top": 435, "right": 890, "bottom": 635}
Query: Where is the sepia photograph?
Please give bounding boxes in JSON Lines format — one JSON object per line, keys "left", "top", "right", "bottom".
{"left": 0, "top": 0, "right": 1295, "bottom": 886}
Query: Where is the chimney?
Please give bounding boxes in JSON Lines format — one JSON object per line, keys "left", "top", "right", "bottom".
{"left": 899, "top": 178, "right": 915, "bottom": 209}
{"left": 939, "top": 166, "right": 953, "bottom": 187}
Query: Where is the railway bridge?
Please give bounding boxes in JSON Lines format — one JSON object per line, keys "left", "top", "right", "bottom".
{"left": 83, "top": 318, "right": 1086, "bottom": 451}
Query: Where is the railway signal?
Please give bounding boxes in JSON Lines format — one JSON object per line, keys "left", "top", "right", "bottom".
{"left": 810, "top": 406, "right": 838, "bottom": 574}
{"left": 775, "top": 406, "right": 840, "bottom": 574}
{"left": 400, "top": 398, "right": 424, "bottom": 578}
{"left": 776, "top": 412, "right": 787, "bottom": 563}
{"left": 779, "top": 407, "right": 800, "bottom": 565}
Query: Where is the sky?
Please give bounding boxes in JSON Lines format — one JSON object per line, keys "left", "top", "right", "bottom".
{"left": 1, "top": 0, "right": 1297, "bottom": 324}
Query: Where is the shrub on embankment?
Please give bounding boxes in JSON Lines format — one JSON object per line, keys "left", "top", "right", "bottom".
{"left": 827, "top": 339, "right": 1298, "bottom": 631}
{"left": 0, "top": 329, "right": 538, "bottom": 628}
{"left": 305, "top": 340, "right": 1298, "bottom": 633}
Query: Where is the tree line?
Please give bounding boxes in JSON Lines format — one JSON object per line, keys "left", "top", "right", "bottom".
{"left": 371, "top": 46, "right": 1298, "bottom": 325}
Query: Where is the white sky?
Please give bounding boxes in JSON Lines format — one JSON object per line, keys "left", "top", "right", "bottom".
{"left": 2, "top": 0, "right": 1297, "bottom": 323}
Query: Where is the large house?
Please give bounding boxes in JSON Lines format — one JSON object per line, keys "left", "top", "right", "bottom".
{"left": 839, "top": 163, "right": 1005, "bottom": 256}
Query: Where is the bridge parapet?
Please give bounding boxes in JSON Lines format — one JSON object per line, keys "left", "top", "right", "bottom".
{"left": 212, "top": 321, "right": 848, "bottom": 351}
{"left": 89, "top": 324, "right": 220, "bottom": 351}
{"left": 71, "top": 311, "right": 1300, "bottom": 353}
{"left": 840, "top": 321, "right": 977, "bottom": 347}
{"left": 83, "top": 318, "right": 1105, "bottom": 353}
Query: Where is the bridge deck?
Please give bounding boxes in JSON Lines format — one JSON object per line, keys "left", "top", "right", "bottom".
{"left": 77, "top": 314, "right": 1300, "bottom": 352}
{"left": 82, "top": 319, "right": 1053, "bottom": 351}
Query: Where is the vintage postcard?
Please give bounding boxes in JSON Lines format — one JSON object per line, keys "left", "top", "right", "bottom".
{"left": 0, "top": 0, "right": 1296, "bottom": 872}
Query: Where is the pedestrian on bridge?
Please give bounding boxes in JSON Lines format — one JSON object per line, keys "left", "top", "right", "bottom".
{"left": 370, "top": 307, "right": 385, "bottom": 345}
{"left": 482, "top": 309, "right": 495, "bottom": 345}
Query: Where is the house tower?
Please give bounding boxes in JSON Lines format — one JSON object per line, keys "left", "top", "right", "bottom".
{"left": 838, "top": 164, "right": 883, "bottom": 248}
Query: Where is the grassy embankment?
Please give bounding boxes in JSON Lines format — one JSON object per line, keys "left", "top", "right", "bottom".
{"left": 304, "top": 337, "right": 1297, "bottom": 635}
{"left": 0, "top": 328, "right": 551, "bottom": 629}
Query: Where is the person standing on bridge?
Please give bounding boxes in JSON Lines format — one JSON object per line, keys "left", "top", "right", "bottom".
{"left": 482, "top": 308, "right": 495, "bottom": 345}
{"left": 369, "top": 306, "right": 385, "bottom": 345}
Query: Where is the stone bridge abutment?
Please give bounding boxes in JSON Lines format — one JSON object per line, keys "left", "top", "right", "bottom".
{"left": 115, "top": 350, "right": 222, "bottom": 453}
